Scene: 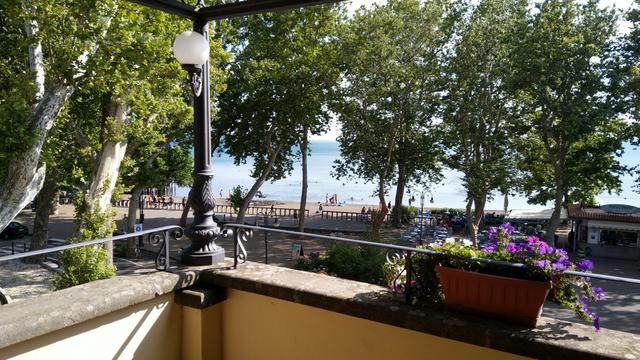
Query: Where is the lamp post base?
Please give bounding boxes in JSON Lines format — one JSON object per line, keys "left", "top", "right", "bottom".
{"left": 181, "top": 245, "right": 225, "bottom": 266}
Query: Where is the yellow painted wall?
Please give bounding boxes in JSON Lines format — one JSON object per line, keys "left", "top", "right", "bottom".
{"left": 181, "top": 305, "right": 223, "bottom": 360}
{"left": 220, "top": 289, "right": 530, "bottom": 360}
{"left": 0, "top": 294, "right": 182, "bottom": 360}
{"left": 0, "top": 288, "right": 530, "bottom": 360}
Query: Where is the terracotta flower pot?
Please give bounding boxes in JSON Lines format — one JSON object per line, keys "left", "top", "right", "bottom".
{"left": 435, "top": 265, "right": 552, "bottom": 328}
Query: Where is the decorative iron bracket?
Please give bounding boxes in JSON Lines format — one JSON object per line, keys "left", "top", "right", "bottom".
{"left": 182, "top": 64, "right": 204, "bottom": 97}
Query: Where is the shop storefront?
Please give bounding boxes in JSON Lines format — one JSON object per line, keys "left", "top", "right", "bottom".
{"left": 569, "top": 204, "right": 640, "bottom": 260}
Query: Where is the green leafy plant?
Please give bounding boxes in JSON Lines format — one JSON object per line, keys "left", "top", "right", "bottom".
{"left": 322, "top": 243, "right": 386, "bottom": 286}
{"left": 53, "top": 245, "right": 117, "bottom": 290}
{"left": 293, "top": 252, "right": 326, "bottom": 272}
{"left": 385, "top": 223, "right": 605, "bottom": 331}
{"left": 229, "top": 185, "right": 247, "bottom": 212}
{"left": 400, "top": 206, "right": 418, "bottom": 223}
{"left": 54, "top": 202, "right": 117, "bottom": 290}
{"left": 294, "top": 241, "right": 386, "bottom": 286}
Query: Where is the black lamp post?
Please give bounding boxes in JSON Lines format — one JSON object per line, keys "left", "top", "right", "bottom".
{"left": 172, "top": 23, "right": 224, "bottom": 265}
{"left": 138, "top": 193, "right": 145, "bottom": 247}
{"left": 127, "top": 0, "right": 347, "bottom": 266}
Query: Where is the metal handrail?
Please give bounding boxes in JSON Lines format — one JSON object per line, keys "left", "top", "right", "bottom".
{"left": 3, "top": 222, "right": 638, "bottom": 285}
{"left": 0, "top": 225, "right": 183, "bottom": 270}
{"left": 224, "top": 223, "right": 640, "bottom": 285}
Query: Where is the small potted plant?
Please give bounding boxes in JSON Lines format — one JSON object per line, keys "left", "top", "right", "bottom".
{"left": 387, "top": 223, "right": 604, "bottom": 330}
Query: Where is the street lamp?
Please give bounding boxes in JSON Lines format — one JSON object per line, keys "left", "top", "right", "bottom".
{"left": 172, "top": 24, "right": 225, "bottom": 265}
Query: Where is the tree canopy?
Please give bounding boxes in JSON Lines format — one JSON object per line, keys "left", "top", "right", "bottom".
{"left": 510, "top": 0, "right": 628, "bottom": 241}
{"left": 217, "top": 4, "right": 341, "bottom": 223}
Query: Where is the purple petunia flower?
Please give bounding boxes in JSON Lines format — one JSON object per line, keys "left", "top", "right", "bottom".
{"left": 554, "top": 248, "right": 569, "bottom": 258}
{"left": 577, "top": 259, "right": 594, "bottom": 272}
{"left": 527, "top": 235, "right": 540, "bottom": 244}
{"left": 482, "top": 243, "right": 497, "bottom": 253}
{"left": 505, "top": 242, "right": 517, "bottom": 254}
{"left": 534, "top": 260, "right": 550, "bottom": 268}
{"left": 593, "top": 314, "right": 601, "bottom": 332}
{"left": 488, "top": 226, "right": 499, "bottom": 244}
{"left": 560, "top": 257, "right": 572, "bottom": 268}
{"left": 536, "top": 241, "right": 554, "bottom": 255}
{"left": 500, "top": 223, "right": 514, "bottom": 236}
{"left": 552, "top": 261, "right": 568, "bottom": 271}
{"left": 593, "top": 287, "right": 605, "bottom": 301}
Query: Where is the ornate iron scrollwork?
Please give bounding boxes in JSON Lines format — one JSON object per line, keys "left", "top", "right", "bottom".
{"left": 180, "top": 64, "right": 204, "bottom": 97}
{"left": 386, "top": 250, "right": 420, "bottom": 304}
{"left": 148, "top": 228, "right": 184, "bottom": 270}
{"left": 191, "top": 67, "right": 203, "bottom": 97}
{"left": 386, "top": 250, "right": 407, "bottom": 293}
{"left": 222, "top": 226, "right": 253, "bottom": 268}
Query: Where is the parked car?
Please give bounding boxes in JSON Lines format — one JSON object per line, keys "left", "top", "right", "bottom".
{"left": 0, "top": 222, "right": 29, "bottom": 240}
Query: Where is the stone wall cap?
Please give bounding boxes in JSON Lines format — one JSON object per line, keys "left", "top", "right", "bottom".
{"left": 0, "top": 269, "right": 200, "bottom": 349}
{"left": 200, "top": 262, "right": 640, "bottom": 360}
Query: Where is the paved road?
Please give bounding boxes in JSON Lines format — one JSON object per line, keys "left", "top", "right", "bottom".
{"left": 541, "top": 257, "right": 640, "bottom": 334}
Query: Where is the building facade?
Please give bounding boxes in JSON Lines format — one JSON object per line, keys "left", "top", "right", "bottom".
{"left": 569, "top": 204, "right": 640, "bottom": 260}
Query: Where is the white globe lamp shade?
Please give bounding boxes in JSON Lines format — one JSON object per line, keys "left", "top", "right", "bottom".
{"left": 172, "top": 31, "right": 210, "bottom": 65}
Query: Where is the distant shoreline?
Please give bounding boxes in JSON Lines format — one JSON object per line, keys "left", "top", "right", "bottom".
{"left": 123, "top": 194, "right": 507, "bottom": 214}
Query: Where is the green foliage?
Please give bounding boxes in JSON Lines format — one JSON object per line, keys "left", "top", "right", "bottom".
{"left": 429, "top": 208, "right": 463, "bottom": 215}
{"left": 618, "top": 0, "right": 640, "bottom": 190}
{"left": 229, "top": 185, "right": 247, "bottom": 211}
{"left": 120, "top": 144, "right": 194, "bottom": 193}
{"left": 334, "top": 0, "right": 454, "bottom": 197}
{"left": 217, "top": 5, "right": 341, "bottom": 183}
{"left": 442, "top": 0, "right": 524, "bottom": 226}
{"left": 386, "top": 225, "right": 604, "bottom": 330}
{"left": 321, "top": 243, "right": 386, "bottom": 285}
{"left": 293, "top": 252, "right": 326, "bottom": 272}
{"left": 53, "top": 245, "right": 116, "bottom": 290}
{"left": 76, "top": 201, "right": 116, "bottom": 240}
{"left": 510, "top": 0, "right": 628, "bottom": 208}
{"left": 54, "top": 203, "right": 116, "bottom": 290}
{"left": 294, "top": 238, "right": 386, "bottom": 286}
{"left": 400, "top": 206, "right": 418, "bottom": 224}
{"left": 0, "top": 0, "right": 118, "bottom": 183}
{"left": 0, "top": 1, "right": 34, "bottom": 183}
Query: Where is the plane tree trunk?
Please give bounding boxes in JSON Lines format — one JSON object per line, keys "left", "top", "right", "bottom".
{"left": 24, "top": 175, "right": 58, "bottom": 264}
{"left": 81, "top": 98, "right": 129, "bottom": 265}
{"left": 297, "top": 129, "right": 309, "bottom": 232}
{"left": 392, "top": 163, "right": 406, "bottom": 228}
{"left": 236, "top": 145, "right": 283, "bottom": 224}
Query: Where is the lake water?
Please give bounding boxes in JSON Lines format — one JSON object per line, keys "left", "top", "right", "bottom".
{"left": 177, "top": 140, "right": 640, "bottom": 210}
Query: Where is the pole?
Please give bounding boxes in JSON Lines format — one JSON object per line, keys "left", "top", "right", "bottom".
{"left": 138, "top": 193, "right": 144, "bottom": 247}
{"left": 181, "top": 19, "right": 225, "bottom": 265}
{"left": 420, "top": 192, "right": 425, "bottom": 244}
{"left": 264, "top": 230, "right": 268, "bottom": 264}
